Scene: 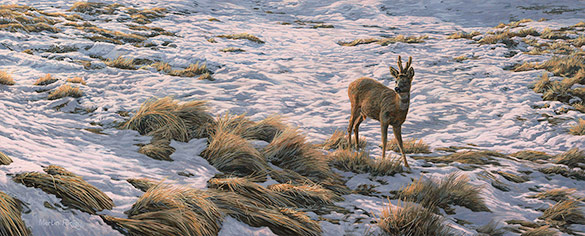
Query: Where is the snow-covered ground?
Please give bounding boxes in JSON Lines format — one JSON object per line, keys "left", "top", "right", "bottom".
{"left": 1, "top": 0, "right": 584, "bottom": 235}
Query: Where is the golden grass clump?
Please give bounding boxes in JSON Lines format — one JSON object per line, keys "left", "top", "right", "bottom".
{"left": 0, "top": 191, "right": 30, "bottom": 236}
{"left": 138, "top": 138, "right": 176, "bottom": 161}
{"left": 263, "top": 127, "right": 338, "bottom": 184}
{"left": 540, "top": 54, "right": 585, "bottom": 77}
{"left": 0, "top": 151, "right": 12, "bottom": 165}
{"left": 539, "top": 198, "right": 585, "bottom": 226}
{"left": 33, "top": 73, "right": 57, "bottom": 85}
{"left": 370, "top": 157, "right": 405, "bottom": 176}
{"left": 521, "top": 226, "right": 559, "bottom": 236}
{"left": 533, "top": 73, "right": 551, "bottom": 93}
{"left": 538, "top": 166, "right": 585, "bottom": 180}
{"left": 122, "top": 97, "right": 213, "bottom": 141}
{"left": 528, "top": 188, "right": 576, "bottom": 202}
{"left": 415, "top": 150, "right": 503, "bottom": 166}
{"left": 201, "top": 127, "right": 269, "bottom": 179}
{"left": 128, "top": 7, "right": 167, "bottom": 24}
{"left": 446, "top": 31, "right": 480, "bottom": 39}
{"left": 268, "top": 183, "right": 342, "bottom": 208}
{"left": 0, "top": 6, "right": 61, "bottom": 33}
{"left": 151, "top": 62, "right": 171, "bottom": 73}
{"left": 241, "top": 115, "right": 288, "bottom": 142}
{"left": 328, "top": 149, "right": 372, "bottom": 174}
{"left": 513, "top": 62, "right": 539, "bottom": 72}
{"left": 495, "top": 171, "right": 529, "bottom": 183}
{"left": 555, "top": 148, "right": 585, "bottom": 168}
{"left": 105, "top": 56, "right": 136, "bottom": 70}
{"left": 540, "top": 27, "right": 569, "bottom": 40}
{"left": 385, "top": 137, "right": 431, "bottom": 154}
{"left": 269, "top": 169, "right": 315, "bottom": 186}
{"left": 378, "top": 200, "right": 453, "bottom": 236}
{"left": 220, "top": 47, "right": 245, "bottom": 52}
{"left": 127, "top": 178, "right": 157, "bottom": 192}
{"left": 47, "top": 84, "right": 83, "bottom": 100}
{"left": 209, "top": 113, "right": 254, "bottom": 137}
{"left": 13, "top": 165, "right": 113, "bottom": 214}
{"left": 568, "top": 119, "right": 585, "bottom": 136}
{"left": 0, "top": 70, "right": 15, "bottom": 85}
{"left": 397, "top": 173, "right": 489, "bottom": 212}
{"left": 320, "top": 129, "right": 366, "bottom": 150}
{"left": 338, "top": 35, "right": 427, "bottom": 46}
{"left": 69, "top": 2, "right": 122, "bottom": 15}
{"left": 217, "top": 33, "right": 265, "bottom": 43}
{"left": 198, "top": 72, "right": 214, "bottom": 81}
{"left": 66, "top": 76, "right": 86, "bottom": 85}
{"left": 207, "top": 176, "right": 293, "bottom": 207}
{"left": 572, "top": 36, "right": 585, "bottom": 48}
{"left": 511, "top": 150, "right": 552, "bottom": 161}
{"left": 479, "top": 30, "right": 516, "bottom": 46}
{"left": 168, "top": 62, "right": 209, "bottom": 77}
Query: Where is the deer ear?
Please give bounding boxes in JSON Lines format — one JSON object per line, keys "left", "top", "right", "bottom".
{"left": 407, "top": 67, "right": 415, "bottom": 79}
{"left": 389, "top": 66, "right": 399, "bottom": 78}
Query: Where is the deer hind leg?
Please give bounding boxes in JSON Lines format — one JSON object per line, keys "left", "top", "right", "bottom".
{"left": 347, "top": 106, "right": 360, "bottom": 150}
{"left": 353, "top": 114, "right": 365, "bottom": 150}
{"left": 392, "top": 125, "right": 410, "bottom": 168}
{"left": 381, "top": 122, "right": 389, "bottom": 159}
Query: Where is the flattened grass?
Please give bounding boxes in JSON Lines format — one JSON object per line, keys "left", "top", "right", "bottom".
{"left": 447, "top": 31, "right": 480, "bottom": 39}
{"left": 217, "top": 33, "right": 264, "bottom": 43}
{"left": 0, "top": 151, "right": 12, "bottom": 165}
{"left": 511, "top": 150, "right": 552, "bottom": 162}
{"left": 241, "top": 115, "right": 288, "bottom": 142}
{"left": 539, "top": 198, "right": 585, "bottom": 226}
{"left": 267, "top": 183, "right": 343, "bottom": 207}
{"left": 105, "top": 56, "right": 136, "bottom": 70}
{"left": 414, "top": 150, "right": 503, "bottom": 166}
{"left": 208, "top": 176, "right": 293, "bottom": 207}
{"left": 168, "top": 62, "right": 209, "bottom": 77}
{"left": 48, "top": 84, "right": 83, "bottom": 100}
{"left": 13, "top": 165, "right": 113, "bottom": 214}
{"left": 339, "top": 35, "right": 427, "bottom": 46}
{"left": 0, "top": 191, "right": 30, "bottom": 236}
{"left": 521, "top": 226, "right": 559, "bottom": 236}
{"left": 378, "top": 200, "right": 453, "bottom": 236}
{"left": 0, "top": 70, "right": 15, "bottom": 85}
{"left": 127, "top": 178, "right": 157, "bottom": 192}
{"left": 528, "top": 188, "right": 576, "bottom": 202}
{"left": 138, "top": 139, "right": 175, "bottom": 161}
{"left": 568, "top": 119, "right": 585, "bottom": 135}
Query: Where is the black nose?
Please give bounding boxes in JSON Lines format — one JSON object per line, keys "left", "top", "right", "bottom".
{"left": 394, "top": 87, "right": 401, "bottom": 93}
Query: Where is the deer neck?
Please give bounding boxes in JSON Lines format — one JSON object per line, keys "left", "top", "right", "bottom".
{"left": 397, "top": 92, "right": 410, "bottom": 111}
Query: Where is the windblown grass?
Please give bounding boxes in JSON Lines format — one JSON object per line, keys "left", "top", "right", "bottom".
{"left": 217, "top": 33, "right": 265, "bottom": 43}
{"left": 201, "top": 127, "right": 269, "bottom": 179}
{"left": 479, "top": 30, "right": 516, "bottom": 46}
{"left": 539, "top": 198, "right": 585, "bottom": 226}
{"left": 538, "top": 166, "right": 585, "bottom": 180}
{"left": 105, "top": 56, "right": 136, "bottom": 70}
{"left": 268, "top": 183, "right": 342, "bottom": 208}
{"left": 0, "top": 70, "right": 15, "bottom": 85}
{"left": 521, "top": 226, "right": 559, "bottom": 236}
{"left": 0, "top": 191, "right": 30, "bottom": 236}
{"left": 320, "top": 129, "right": 366, "bottom": 150}
{"left": 528, "top": 188, "right": 576, "bottom": 202}
{"left": 122, "top": 97, "right": 213, "bottom": 141}
{"left": 533, "top": 73, "right": 551, "bottom": 93}
{"left": 370, "top": 157, "right": 405, "bottom": 176}
{"left": 396, "top": 173, "right": 489, "bottom": 212}
{"left": 0, "top": 151, "right": 12, "bottom": 165}
{"left": 339, "top": 35, "right": 427, "bottom": 46}
{"left": 540, "top": 54, "right": 584, "bottom": 77}
{"left": 220, "top": 47, "right": 245, "bottom": 52}
{"left": 127, "top": 178, "right": 157, "bottom": 192}
{"left": 328, "top": 149, "right": 372, "bottom": 174}
{"left": 198, "top": 73, "right": 214, "bottom": 81}
{"left": 34, "top": 73, "right": 57, "bottom": 85}
{"left": 151, "top": 62, "right": 171, "bottom": 73}
{"left": 208, "top": 176, "right": 293, "bottom": 207}
{"left": 495, "top": 171, "right": 529, "bottom": 183}
{"left": 446, "top": 31, "right": 480, "bottom": 39}
{"left": 568, "top": 119, "right": 585, "bottom": 135}
{"left": 138, "top": 138, "right": 176, "bottom": 161}
{"left": 555, "top": 148, "right": 585, "bottom": 169}
{"left": 540, "top": 27, "right": 569, "bottom": 40}
{"left": 48, "top": 84, "right": 83, "bottom": 100}
{"left": 69, "top": 2, "right": 119, "bottom": 15}
{"left": 385, "top": 138, "right": 431, "bottom": 154}
{"left": 209, "top": 113, "right": 254, "bottom": 137}
{"left": 378, "top": 200, "right": 453, "bottom": 236}
{"left": 66, "top": 77, "right": 86, "bottom": 85}
{"left": 269, "top": 169, "right": 315, "bottom": 185}
{"left": 168, "top": 62, "right": 208, "bottom": 77}
{"left": 495, "top": 19, "right": 533, "bottom": 28}
{"left": 511, "top": 150, "right": 552, "bottom": 161}
{"left": 0, "top": 5, "right": 61, "bottom": 33}
{"left": 13, "top": 165, "right": 113, "bottom": 214}
{"left": 128, "top": 7, "right": 167, "bottom": 24}
{"left": 241, "top": 115, "right": 288, "bottom": 142}
{"left": 414, "top": 150, "right": 503, "bottom": 166}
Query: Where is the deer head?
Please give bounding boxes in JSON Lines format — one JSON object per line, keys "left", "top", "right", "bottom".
{"left": 389, "top": 56, "right": 414, "bottom": 93}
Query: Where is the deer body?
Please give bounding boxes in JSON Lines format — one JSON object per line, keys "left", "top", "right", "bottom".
{"left": 347, "top": 56, "right": 414, "bottom": 168}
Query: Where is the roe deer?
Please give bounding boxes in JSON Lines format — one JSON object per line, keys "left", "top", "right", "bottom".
{"left": 347, "top": 56, "right": 415, "bottom": 168}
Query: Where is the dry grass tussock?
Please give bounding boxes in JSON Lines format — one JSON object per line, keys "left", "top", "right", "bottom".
{"left": 555, "top": 148, "right": 585, "bottom": 168}
{"left": 12, "top": 165, "right": 113, "bottom": 214}
{"left": 0, "top": 191, "right": 30, "bottom": 236}
{"left": 539, "top": 198, "right": 585, "bottom": 227}
{"left": 241, "top": 115, "right": 288, "bottom": 142}
{"left": 34, "top": 73, "right": 57, "bottom": 85}
{"left": 339, "top": 35, "right": 427, "bottom": 46}
{"left": 385, "top": 137, "right": 431, "bottom": 154}
{"left": 48, "top": 84, "right": 83, "bottom": 100}
{"left": 495, "top": 19, "right": 533, "bottom": 28}
{"left": 414, "top": 150, "right": 503, "bottom": 166}
{"left": 327, "top": 149, "right": 404, "bottom": 176}
{"left": 0, "top": 151, "right": 13, "bottom": 165}
{"left": 528, "top": 188, "right": 576, "bottom": 202}
{"left": 568, "top": 119, "right": 585, "bottom": 136}
{"left": 446, "top": 31, "right": 480, "bottom": 39}
{"left": 263, "top": 127, "right": 345, "bottom": 191}
{"left": 198, "top": 73, "right": 214, "bottom": 81}
{"left": 511, "top": 150, "right": 552, "bottom": 161}
{"left": 540, "top": 54, "right": 585, "bottom": 78}
{"left": 208, "top": 176, "right": 293, "bottom": 207}
{"left": 105, "top": 56, "right": 137, "bottom": 70}
{"left": 378, "top": 200, "right": 453, "bottom": 236}
{"left": 540, "top": 27, "right": 570, "bottom": 40}
{"left": 320, "top": 129, "right": 366, "bottom": 150}
{"left": 168, "top": 62, "right": 209, "bottom": 77}
{"left": 0, "top": 70, "right": 15, "bottom": 85}
{"left": 268, "top": 183, "right": 343, "bottom": 208}
{"left": 0, "top": 5, "right": 60, "bottom": 33}
{"left": 138, "top": 138, "right": 176, "bottom": 161}
{"left": 77, "top": 25, "right": 147, "bottom": 43}
{"left": 220, "top": 47, "right": 245, "bottom": 52}
{"left": 538, "top": 166, "right": 585, "bottom": 180}
{"left": 201, "top": 126, "right": 269, "bottom": 180}
{"left": 269, "top": 169, "right": 315, "bottom": 186}
{"left": 122, "top": 97, "right": 213, "bottom": 141}
{"left": 66, "top": 77, "right": 86, "bottom": 85}
{"left": 69, "top": 2, "right": 122, "bottom": 15}
{"left": 151, "top": 62, "right": 171, "bottom": 73}
{"left": 127, "top": 7, "right": 167, "bottom": 24}
{"left": 396, "top": 173, "right": 490, "bottom": 212}
{"left": 127, "top": 178, "right": 158, "bottom": 192}
{"left": 217, "top": 33, "right": 265, "bottom": 43}
{"left": 521, "top": 226, "right": 559, "bottom": 236}
{"left": 495, "top": 171, "right": 529, "bottom": 183}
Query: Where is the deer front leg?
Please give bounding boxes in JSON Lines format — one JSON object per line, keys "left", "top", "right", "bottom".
{"left": 381, "top": 122, "right": 389, "bottom": 159}
{"left": 392, "top": 125, "right": 410, "bottom": 168}
{"left": 353, "top": 115, "right": 364, "bottom": 151}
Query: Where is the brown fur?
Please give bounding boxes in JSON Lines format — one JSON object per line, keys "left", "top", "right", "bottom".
{"left": 347, "top": 56, "right": 414, "bottom": 168}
